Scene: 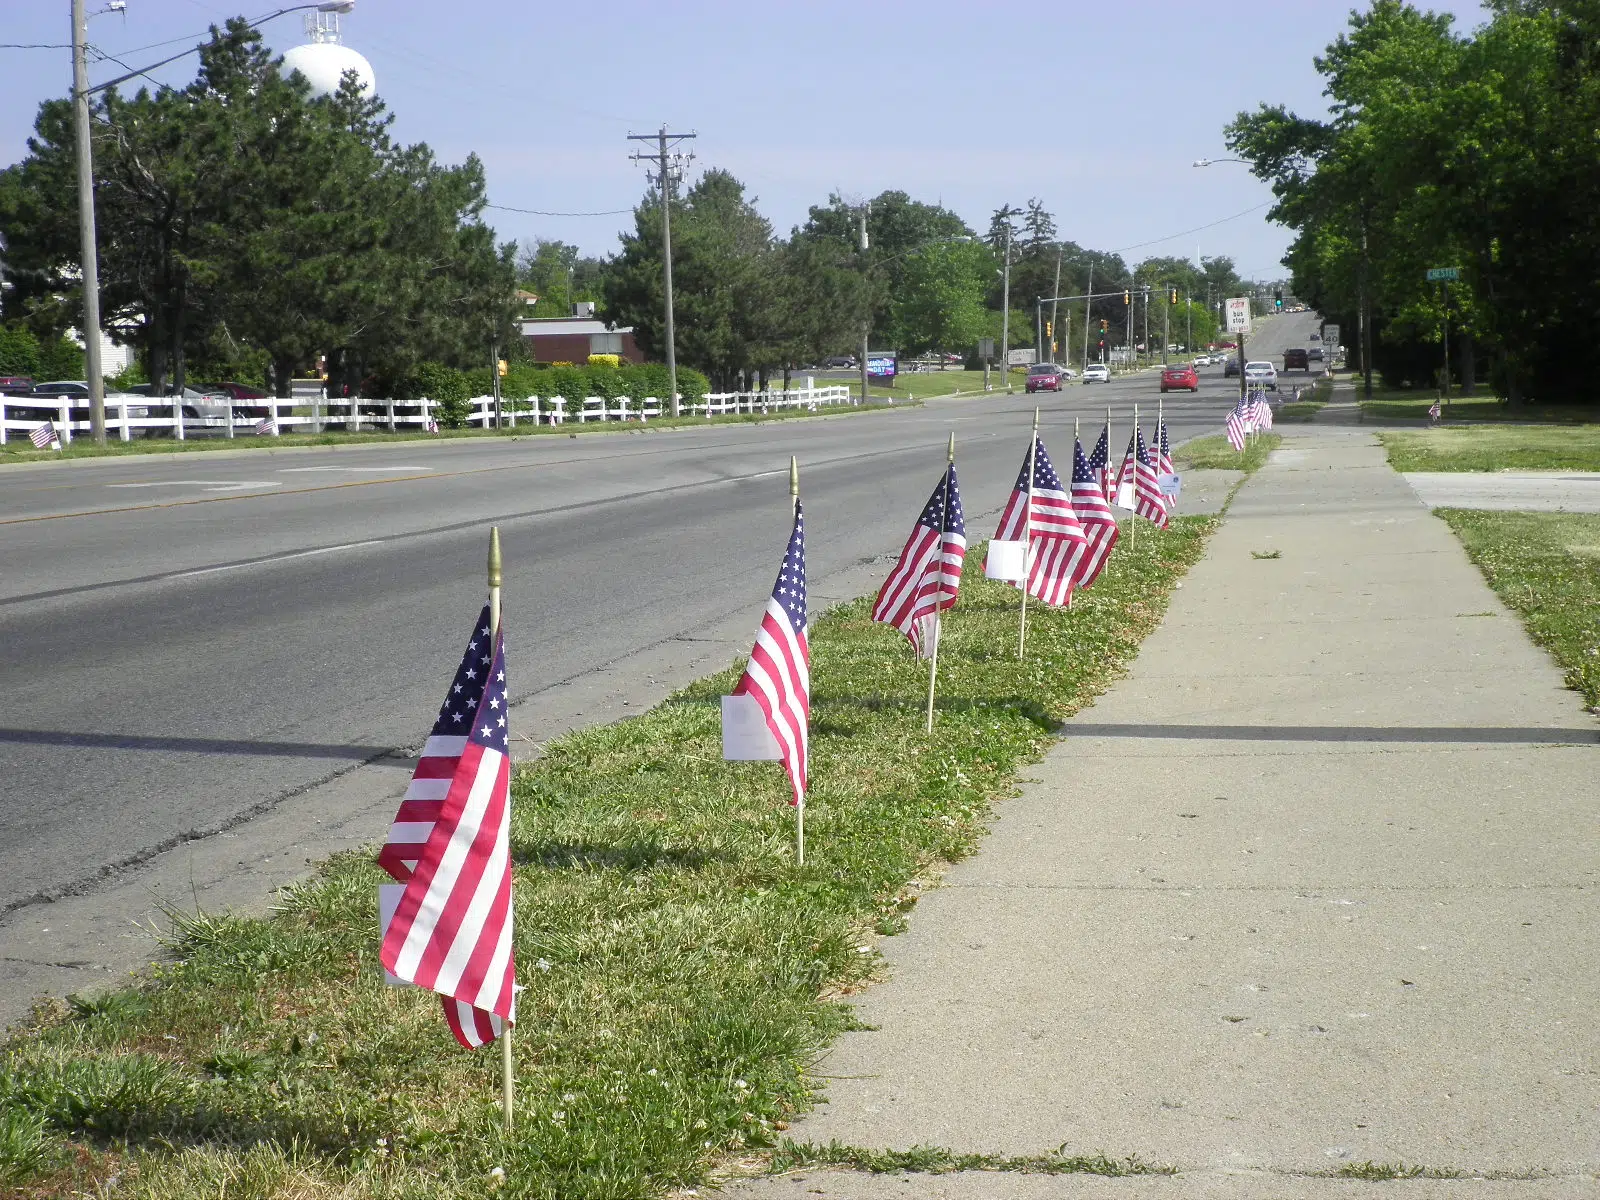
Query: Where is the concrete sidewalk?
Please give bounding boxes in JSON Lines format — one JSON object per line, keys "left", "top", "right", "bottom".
{"left": 719, "top": 428, "right": 1598, "bottom": 1198}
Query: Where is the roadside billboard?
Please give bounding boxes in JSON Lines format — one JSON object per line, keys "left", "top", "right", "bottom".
{"left": 867, "top": 351, "right": 897, "bottom": 381}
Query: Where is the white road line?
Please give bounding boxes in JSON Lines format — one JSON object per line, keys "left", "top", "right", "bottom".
{"left": 171, "top": 540, "right": 384, "bottom": 578}
{"left": 277, "top": 466, "right": 435, "bottom": 473}
{"left": 106, "top": 480, "right": 283, "bottom": 493}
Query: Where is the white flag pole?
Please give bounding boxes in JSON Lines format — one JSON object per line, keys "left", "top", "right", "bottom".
{"left": 925, "top": 432, "right": 954, "bottom": 733}
{"left": 790, "top": 455, "right": 804, "bottom": 867}
{"left": 487, "top": 527, "right": 514, "bottom": 1132}
{"left": 1018, "top": 408, "right": 1039, "bottom": 659}
{"left": 1130, "top": 405, "right": 1140, "bottom": 550}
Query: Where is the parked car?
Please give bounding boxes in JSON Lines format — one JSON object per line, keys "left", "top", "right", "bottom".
{"left": 1082, "top": 363, "right": 1111, "bottom": 384}
{"left": 1283, "top": 348, "right": 1309, "bottom": 371}
{"left": 0, "top": 376, "right": 33, "bottom": 391}
{"left": 1160, "top": 364, "right": 1200, "bottom": 393}
{"left": 1244, "top": 361, "right": 1279, "bottom": 391}
{"left": 30, "top": 380, "right": 92, "bottom": 398}
{"left": 1223, "top": 358, "right": 1241, "bottom": 377}
{"left": 204, "top": 381, "right": 270, "bottom": 400}
{"left": 822, "top": 355, "right": 856, "bottom": 369}
{"left": 1026, "top": 362, "right": 1067, "bottom": 393}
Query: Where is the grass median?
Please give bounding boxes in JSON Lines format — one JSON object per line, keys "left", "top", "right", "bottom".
{"left": 1, "top": 517, "right": 1216, "bottom": 1198}
{"left": 1175, "top": 431, "right": 1282, "bottom": 473}
{"left": 0, "top": 402, "right": 912, "bottom": 466}
{"left": 1436, "top": 510, "right": 1600, "bottom": 711}
{"left": 1359, "top": 388, "right": 1600, "bottom": 424}
{"left": 1378, "top": 425, "right": 1600, "bottom": 472}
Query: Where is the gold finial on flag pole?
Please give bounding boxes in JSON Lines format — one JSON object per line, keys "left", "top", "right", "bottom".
{"left": 485, "top": 526, "right": 514, "bottom": 1131}
{"left": 948, "top": 430, "right": 956, "bottom": 463}
{"left": 789, "top": 455, "right": 799, "bottom": 513}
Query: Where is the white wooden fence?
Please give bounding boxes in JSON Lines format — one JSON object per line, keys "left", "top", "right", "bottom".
{"left": 1, "top": 384, "right": 859, "bottom": 445}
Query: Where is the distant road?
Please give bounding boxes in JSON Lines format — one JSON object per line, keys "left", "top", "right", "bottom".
{"left": 0, "top": 316, "right": 1319, "bottom": 937}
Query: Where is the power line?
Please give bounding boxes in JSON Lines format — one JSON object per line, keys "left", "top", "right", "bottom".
{"left": 485, "top": 203, "right": 634, "bottom": 218}
{"left": 1, "top": 43, "right": 74, "bottom": 50}
{"left": 1111, "top": 202, "right": 1272, "bottom": 256}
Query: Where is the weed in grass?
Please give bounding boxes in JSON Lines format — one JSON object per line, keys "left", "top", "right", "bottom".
{"left": 0, "top": 1108, "right": 56, "bottom": 1184}
{"left": 1251, "top": 550, "right": 1282, "bottom": 560}
{"left": 1176, "top": 433, "right": 1282, "bottom": 472}
{"left": 765, "top": 1139, "right": 1173, "bottom": 1177}
{"left": 1335, "top": 1160, "right": 1463, "bottom": 1180}
{"left": 1437, "top": 510, "right": 1600, "bottom": 709}
{"left": 0, "top": 523, "right": 1215, "bottom": 1197}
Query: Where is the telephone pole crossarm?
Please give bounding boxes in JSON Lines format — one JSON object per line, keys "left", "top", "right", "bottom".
{"left": 627, "top": 127, "right": 697, "bottom": 417}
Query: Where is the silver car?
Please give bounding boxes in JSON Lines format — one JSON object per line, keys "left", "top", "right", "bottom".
{"left": 1243, "top": 361, "right": 1278, "bottom": 392}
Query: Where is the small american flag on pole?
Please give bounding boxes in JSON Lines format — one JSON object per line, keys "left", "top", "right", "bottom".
{"left": 381, "top": 619, "right": 515, "bottom": 1050}
{"left": 1250, "top": 392, "right": 1274, "bottom": 430}
{"left": 29, "top": 422, "right": 59, "bottom": 450}
{"left": 1156, "top": 422, "right": 1176, "bottom": 515}
{"left": 1133, "top": 427, "right": 1169, "bottom": 529}
{"left": 872, "top": 464, "right": 965, "bottom": 658}
{"left": 988, "top": 436, "right": 1087, "bottom": 607}
{"left": 1226, "top": 396, "right": 1250, "bottom": 451}
{"left": 1088, "top": 422, "right": 1113, "bottom": 503}
{"left": 254, "top": 415, "right": 276, "bottom": 436}
{"left": 734, "top": 502, "right": 809, "bottom": 807}
{"left": 426, "top": 418, "right": 440, "bottom": 434}
{"left": 1068, "top": 435, "right": 1120, "bottom": 590}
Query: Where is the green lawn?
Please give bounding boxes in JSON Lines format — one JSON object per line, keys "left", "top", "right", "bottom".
{"left": 1358, "top": 388, "right": 1600, "bottom": 424}
{"left": 1176, "top": 432, "right": 1282, "bottom": 472}
{"left": 0, "top": 402, "right": 912, "bottom": 466}
{"left": 1378, "top": 426, "right": 1600, "bottom": 472}
{"left": 862, "top": 369, "right": 991, "bottom": 402}
{"left": 1277, "top": 402, "right": 1324, "bottom": 421}
{"left": 1437, "top": 510, "right": 1600, "bottom": 710}
{"left": 1, "top": 520, "right": 1218, "bottom": 1198}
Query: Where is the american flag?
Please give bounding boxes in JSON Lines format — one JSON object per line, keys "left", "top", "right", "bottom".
{"left": 1068, "top": 435, "right": 1120, "bottom": 590}
{"left": 1088, "top": 423, "right": 1113, "bottom": 503}
{"left": 1115, "top": 431, "right": 1137, "bottom": 503}
{"left": 254, "top": 415, "right": 276, "bottom": 436}
{"left": 1157, "top": 422, "right": 1176, "bottom": 515}
{"left": 1250, "top": 392, "right": 1274, "bottom": 430}
{"left": 381, "top": 620, "right": 515, "bottom": 1050}
{"left": 988, "top": 435, "right": 1086, "bottom": 607}
{"left": 734, "top": 502, "right": 809, "bottom": 807}
{"left": 1133, "top": 427, "right": 1169, "bottom": 528}
{"left": 1226, "top": 395, "right": 1250, "bottom": 451}
{"left": 426, "top": 418, "right": 440, "bottom": 434}
{"left": 29, "top": 422, "right": 58, "bottom": 449}
{"left": 872, "top": 464, "right": 965, "bottom": 658}
{"left": 1428, "top": 399, "right": 1441, "bottom": 421}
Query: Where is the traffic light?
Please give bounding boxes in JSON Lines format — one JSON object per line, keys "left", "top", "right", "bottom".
{"left": 1045, "top": 320, "right": 1053, "bottom": 338}
{"left": 1100, "top": 319, "right": 1108, "bottom": 332}
{"left": 1169, "top": 287, "right": 1179, "bottom": 305}
{"left": 1274, "top": 289, "right": 1284, "bottom": 311}
{"left": 1123, "top": 289, "right": 1131, "bottom": 305}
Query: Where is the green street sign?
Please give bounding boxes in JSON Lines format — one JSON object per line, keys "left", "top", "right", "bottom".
{"left": 1426, "top": 267, "right": 1460, "bottom": 282}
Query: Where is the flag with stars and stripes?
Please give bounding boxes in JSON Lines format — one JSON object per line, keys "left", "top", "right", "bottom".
{"left": 988, "top": 435, "right": 1087, "bottom": 608}
{"left": 379, "top": 612, "right": 515, "bottom": 1050}
{"left": 1088, "top": 423, "right": 1113, "bottom": 503}
{"left": 1226, "top": 396, "right": 1250, "bottom": 451}
{"left": 1115, "top": 429, "right": 1137, "bottom": 503}
{"left": 872, "top": 463, "right": 966, "bottom": 658}
{"left": 29, "top": 422, "right": 60, "bottom": 450}
{"left": 734, "top": 502, "right": 809, "bottom": 807}
{"left": 1069, "top": 435, "right": 1120, "bottom": 590}
{"left": 254, "top": 415, "right": 276, "bottom": 436}
{"left": 1250, "top": 392, "right": 1274, "bottom": 430}
{"left": 1133, "top": 426, "right": 1169, "bottom": 528}
{"left": 1157, "top": 422, "right": 1176, "bottom": 515}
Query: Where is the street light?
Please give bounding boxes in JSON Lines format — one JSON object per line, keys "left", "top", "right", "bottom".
{"left": 1190, "top": 155, "right": 1255, "bottom": 402}
{"left": 1191, "top": 157, "right": 1247, "bottom": 168}
{"left": 72, "top": 1, "right": 356, "bottom": 444}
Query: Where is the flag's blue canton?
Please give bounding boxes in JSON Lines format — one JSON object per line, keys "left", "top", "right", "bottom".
{"left": 1073, "top": 438, "right": 1098, "bottom": 484}
{"left": 1160, "top": 424, "right": 1170, "bottom": 458}
{"left": 1012, "top": 438, "right": 1065, "bottom": 491}
{"left": 919, "top": 465, "right": 966, "bottom": 537}
{"left": 773, "top": 502, "right": 808, "bottom": 629}
{"left": 436, "top": 605, "right": 493, "bottom": 733}
{"left": 1088, "top": 428, "right": 1110, "bottom": 475}
{"left": 1136, "top": 428, "right": 1154, "bottom": 466}
{"left": 471, "top": 633, "right": 510, "bottom": 753}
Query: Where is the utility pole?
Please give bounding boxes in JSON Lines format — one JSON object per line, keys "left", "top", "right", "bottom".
{"left": 858, "top": 204, "right": 870, "bottom": 405}
{"left": 1124, "top": 284, "right": 1133, "bottom": 373}
{"left": 1185, "top": 291, "right": 1192, "bottom": 355}
{"left": 1142, "top": 284, "right": 1150, "bottom": 369}
{"left": 1035, "top": 299, "right": 1043, "bottom": 364}
{"left": 996, "top": 205, "right": 1020, "bottom": 393}
{"left": 1360, "top": 221, "right": 1374, "bottom": 402}
{"left": 1162, "top": 291, "right": 1170, "bottom": 367}
{"left": 1050, "top": 244, "right": 1063, "bottom": 361}
{"left": 628, "top": 127, "right": 696, "bottom": 416}
{"left": 72, "top": 0, "right": 106, "bottom": 446}
{"left": 1081, "top": 262, "right": 1093, "bottom": 371}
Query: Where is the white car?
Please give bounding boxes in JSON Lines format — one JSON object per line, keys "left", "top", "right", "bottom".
{"left": 1192, "top": 354, "right": 1210, "bottom": 366}
{"left": 1243, "top": 361, "right": 1278, "bottom": 391}
{"left": 1082, "top": 363, "right": 1111, "bottom": 383}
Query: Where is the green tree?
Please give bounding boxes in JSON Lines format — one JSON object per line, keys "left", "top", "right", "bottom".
{"left": 888, "top": 240, "right": 990, "bottom": 359}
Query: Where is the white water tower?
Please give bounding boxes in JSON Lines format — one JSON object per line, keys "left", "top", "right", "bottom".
{"left": 281, "top": 3, "right": 375, "bottom": 98}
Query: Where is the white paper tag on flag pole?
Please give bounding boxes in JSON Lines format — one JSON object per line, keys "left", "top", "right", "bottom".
{"left": 378, "top": 884, "right": 413, "bottom": 988}
{"left": 1158, "top": 472, "right": 1182, "bottom": 497}
{"left": 721, "top": 694, "right": 782, "bottom": 760}
{"left": 1114, "top": 481, "right": 1135, "bottom": 509}
{"left": 985, "top": 539, "right": 1029, "bottom": 582}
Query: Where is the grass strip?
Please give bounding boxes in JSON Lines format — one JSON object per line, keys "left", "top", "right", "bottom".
{"left": 0, "top": 401, "right": 912, "bottom": 466}
{"left": 1277, "top": 401, "right": 1324, "bottom": 421}
{"left": 1435, "top": 510, "right": 1600, "bottom": 711}
{"left": 0, "top": 521, "right": 1213, "bottom": 1198}
{"left": 765, "top": 1139, "right": 1172, "bottom": 1177}
{"left": 1378, "top": 426, "right": 1600, "bottom": 473}
{"left": 1175, "top": 431, "right": 1282, "bottom": 473}
{"left": 1359, "top": 390, "right": 1600, "bottom": 424}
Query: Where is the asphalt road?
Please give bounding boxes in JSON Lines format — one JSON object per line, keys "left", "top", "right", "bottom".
{"left": 0, "top": 311, "right": 1321, "bottom": 975}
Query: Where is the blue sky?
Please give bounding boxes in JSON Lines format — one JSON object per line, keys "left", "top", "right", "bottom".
{"left": 3, "top": 1, "right": 1490, "bottom": 279}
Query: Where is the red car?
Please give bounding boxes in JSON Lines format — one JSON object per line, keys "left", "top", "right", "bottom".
{"left": 1025, "top": 363, "right": 1066, "bottom": 393}
{"left": 1160, "top": 364, "right": 1199, "bottom": 393}
{"left": 205, "top": 381, "right": 270, "bottom": 400}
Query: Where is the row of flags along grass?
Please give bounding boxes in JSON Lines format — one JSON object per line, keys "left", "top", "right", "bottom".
{"left": 1227, "top": 386, "right": 1276, "bottom": 450}
{"left": 366, "top": 403, "right": 1195, "bottom": 1101}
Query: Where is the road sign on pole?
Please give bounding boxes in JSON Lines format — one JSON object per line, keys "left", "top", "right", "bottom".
{"left": 1426, "top": 267, "right": 1460, "bottom": 282}
{"left": 1225, "top": 297, "right": 1251, "bottom": 333}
